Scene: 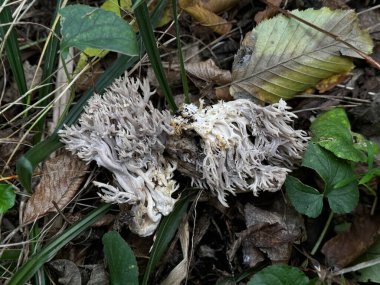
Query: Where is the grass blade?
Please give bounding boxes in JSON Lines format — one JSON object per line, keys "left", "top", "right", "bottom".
{"left": 0, "top": 0, "right": 28, "bottom": 104}
{"left": 172, "top": 0, "right": 189, "bottom": 103}
{"left": 141, "top": 192, "right": 193, "bottom": 285}
{"left": 133, "top": 1, "right": 177, "bottom": 112}
{"left": 7, "top": 203, "right": 112, "bottom": 285}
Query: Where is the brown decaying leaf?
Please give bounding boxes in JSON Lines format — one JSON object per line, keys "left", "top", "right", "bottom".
{"left": 23, "top": 152, "right": 89, "bottom": 224}
{"left": 198, "top": 0, "right": 239, "bottom": 13}
{"left": 179, "top": 0, "right": 232, "bottom": 35}
{"left": 48, "top": 259, "right": 81, "bottom": 285}
{"left": 185, "top": 58, "right": 232, "bottom": 85}
{"left": 322, "top": 214, "right": 380, "bottom": 268}
{"left": 254, "top": 0, "right": 282, "bottom": 24}
{"left": 228, "top": 199, "right": 306, "bottom": 267}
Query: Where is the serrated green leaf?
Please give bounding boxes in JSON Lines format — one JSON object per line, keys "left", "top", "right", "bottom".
{"left": 102, "top": 231, "right": 138, "bottom": 285}
{"left": 311, "top": 108, "right": 367, "bottom": 162}
{"left": 231, "top": 7, "right": 373, "bottom": 103}
{"left": 303, "top": 143, "right": 358, "bottom": 214}
{"left": 285, "top": 176, "right": 323, "bottom": 218}
{"left": 0, "top": 184, "right": 16, "bottom": 214}
{"left": 247, "top": 264, "right": 310, "bottom": 285}
{"left": 60, "top": 4, "right": 138, "bottom": 58}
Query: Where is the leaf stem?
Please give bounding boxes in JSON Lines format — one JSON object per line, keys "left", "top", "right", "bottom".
{"left": 311, "top": 211, "right": 334, "bottom": 255}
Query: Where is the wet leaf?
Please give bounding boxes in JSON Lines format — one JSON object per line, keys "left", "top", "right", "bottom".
{"left": 285, "top": 176, "right": 323, "bottom": 218}
{"left": 103, "top": 231, "right": 138, "bottom": 285}
{"left": 23, "top": 152, "right": 89, "bottom": 224}
{"left": 60, "top": 4, "right": 138, "bottom": 59}
{"left": 302, "top": 143, "right": 359, "bottom": 214}
{"left": 231, "top": 8, "right": 373, "bottom": 103}
{"left": 311, "top": 108, "right": 367, "bottom": 162}
{"left": 247, "top": 264, "right": 310, "bottom": 285}
{"left": 0, "top": 184, "right": 16, "bottom": 214}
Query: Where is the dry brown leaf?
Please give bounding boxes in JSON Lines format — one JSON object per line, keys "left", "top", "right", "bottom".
{"left": 322, "top": 214, "right": 380, "bottom": 268}
{"left": 179, "top": 0, "right": 232, "bottom": 35}
{"left": 198, "top": 0, "right": 239, "bottom": 13}
{"left": 231, "top": 200, "right": 305, "bottom": 267}
{"left": 254, "top": 0, "right": 282, "bottom": 24}
{"left": 185, "top": 59, "right": 232, "bottom": 85}
{"left": 23, "top": 152, "right": 89, "bottom": 224}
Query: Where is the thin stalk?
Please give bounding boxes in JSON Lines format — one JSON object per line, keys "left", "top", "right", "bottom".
{"left": 0, "top": 0, "right": 28, "bottom": 106}
{"left": 311, "top": 211, "right": 334, "bottom": 255}
{"left": 172, "top": 0, "right": 189, "bottom": 103}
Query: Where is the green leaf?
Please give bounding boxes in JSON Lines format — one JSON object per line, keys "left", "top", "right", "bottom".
{"left": 102, "top": 231, "right": 138, "bottom": 285}
{"left": 231, "top": 7, "right": 373, "bottom": 103}
{"left": 303, "top": 143, "right": 359, "bottom": 214}
{"left": 60, "top": 4, "right": 138, "bottom": 58}
{"left": 285, "top": 176, "right": 323, "bottom": 218}
{"left": 310, "top": 108, "right": 366, "bottom": 162}
{"left": 0, "top": 184, "right": 16, "bottom": 214}
{"left": 247, "top": 264, "right": 310, "bottom": 285}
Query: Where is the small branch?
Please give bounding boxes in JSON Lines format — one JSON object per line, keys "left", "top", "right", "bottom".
{"left": 333, "top": 257, "right": 380, "bottom": 276}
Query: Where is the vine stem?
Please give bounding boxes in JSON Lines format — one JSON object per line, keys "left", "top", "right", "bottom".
{"left": 311, "top": 211, "right": 334, "bottom": 255}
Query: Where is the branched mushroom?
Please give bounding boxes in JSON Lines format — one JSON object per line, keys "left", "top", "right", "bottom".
{"left": 59, "top": 76, "right": 178, "bottom": 236}
{"left": 59, "top": 75, "right": 309, "bottom": 236}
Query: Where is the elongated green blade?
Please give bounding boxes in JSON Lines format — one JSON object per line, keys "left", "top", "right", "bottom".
{"left": 231, "top": 8, "right": 373, "bottom": 103}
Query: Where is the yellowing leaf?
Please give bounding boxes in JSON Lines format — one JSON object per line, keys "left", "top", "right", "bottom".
{"left": 179, "top": 0, "right": 232, "bottom": 35}
{"left": 230, "top": 8, "right": 374, "bottom": 103}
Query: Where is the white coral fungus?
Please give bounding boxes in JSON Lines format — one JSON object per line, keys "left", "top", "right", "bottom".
{"left": 171, "top": 99, "right": 309, "bottom": 206}
{"left": 59, "top": 75, "right": 309, "bottom": 236}
{"left": 59, "top": 77, "right": 178, "bottom": 236}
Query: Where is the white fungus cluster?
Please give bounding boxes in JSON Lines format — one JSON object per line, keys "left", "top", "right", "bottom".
{"left": 59, "top": 77, "right": 177, "bottom": 236}
{"left": 59, "top": 75, "right": 309, "bottom": 236}
{"left": 171, "top": 99, "right": 309, "bottom": 206}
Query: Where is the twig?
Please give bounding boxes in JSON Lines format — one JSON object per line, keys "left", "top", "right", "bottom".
{"left": 333, "top": 257, "right": 380, "bottom": 276}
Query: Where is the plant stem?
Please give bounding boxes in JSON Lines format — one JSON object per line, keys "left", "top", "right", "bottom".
{"left": 311, "top": 211, "right": 334, "bottom": 255}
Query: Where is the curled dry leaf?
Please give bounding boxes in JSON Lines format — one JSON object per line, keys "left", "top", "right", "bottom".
{"left": 185, "top": 58, "right": 232, "bottom": 85}
{"left": 231, "top": 8, "right": 373, "bottom": 103}
{"left": 179, "top": 0, "right": 232, "bottom": 35}
{"left": 254, "top": 0, "right": 282, "bottom": 24}
{"left": 23, "top": 152, "right": 89, "bottom": 224}
{"left": 48, "top": 259, "right": 82, "bottom": 285}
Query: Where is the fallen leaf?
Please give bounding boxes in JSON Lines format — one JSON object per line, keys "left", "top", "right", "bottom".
{"left": 179, "top": 0, "right": 232, "bottom": 35}
{"left": 230, "top": 8, "right": 373, "bottom": 103}
{"left": 185, "top": 59, "right": 232, "bottom": 85}
{"left": 229, "top": 199, "right": 305, "bottom": 267}
{"left": 87, "top": 264, "right": 109, "bottom": 285}
{"left": 48, "top": 259, "right": 81, "bottom": 285}
{"left": 254, "top": 0, "right": 282, "bottom": 24}
{"left": 322, "top": 214, "right": 380, "bottom": 268}
{"left": 23, "top": 152, "right": 89, "bottom": 224}
{"left": 198, "top": 0, "right": 239, "bottom": 13}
